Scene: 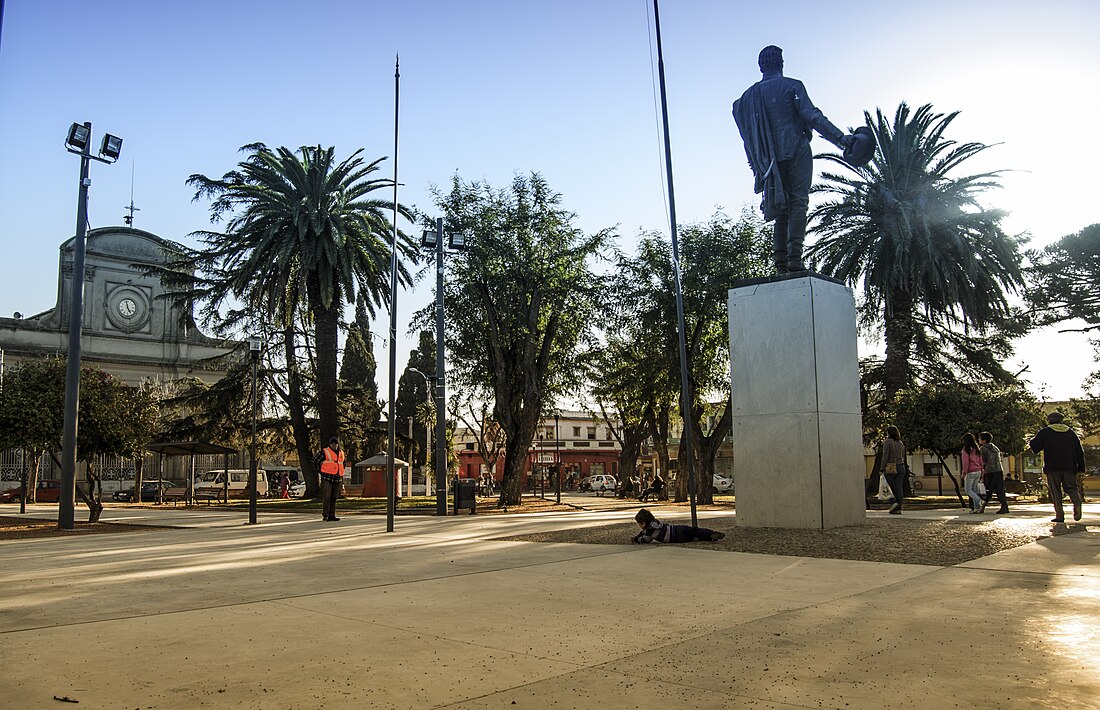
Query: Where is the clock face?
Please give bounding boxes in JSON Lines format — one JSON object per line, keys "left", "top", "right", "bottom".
{"left": 118, "top": 297, "right": 137, "bottom": 318}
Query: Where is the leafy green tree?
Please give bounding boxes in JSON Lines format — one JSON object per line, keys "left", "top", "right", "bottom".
{"left": 0, "top": 357, "right": 65, "bottom": 502}
{"left": 808, "top": 103, "right": 1028, "bottom": 400}
{"left": 433, "top": 173, "right": 611, "bottom": 506}
{"left": 0, "top": 358, "right": 158, "bottom": 519}
{"left": 589, "top": 334, "right": 664, "bottom": 489}
{"left": 1028, "top": 223, "right": 1100, "bottom": 332}
{"left": 168, "top": 144, "right": 417, "bottom": 496}
{"left": 76, "top": 370, "right": 160, "bottom": 521}
{"left": 454, "top": 396, "right": 504, "bottom": 487}
{"left": 613, "top": 209, "right": 771, "bottom": 503}
{"left": 394, "top": 331, "right": 436, "bottom": 468}
{"left": 881, "top": 382, "right": 1043, "bottom": 507}
{"left": 338, "top": 293, "right": 384, "bottom": 465}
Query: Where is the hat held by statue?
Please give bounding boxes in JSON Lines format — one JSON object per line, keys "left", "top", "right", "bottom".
{"left": 843, "top": 126, "right": 875, "bottom": 166}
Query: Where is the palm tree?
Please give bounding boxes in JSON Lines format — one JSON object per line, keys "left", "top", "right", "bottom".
{"left": 183, "top": 144, "right": 416, "bottom": 489}
{"left": 807, "top": 103, "right": 1026, "bottom": 400}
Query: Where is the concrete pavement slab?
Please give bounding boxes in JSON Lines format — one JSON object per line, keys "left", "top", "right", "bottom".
{"left": 1, "top": 506, "right": 1097, "bottom": 708}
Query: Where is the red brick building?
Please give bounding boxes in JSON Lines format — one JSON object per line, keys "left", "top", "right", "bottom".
{"left": 454, "top": 410, "right": 626, "bottom": 486}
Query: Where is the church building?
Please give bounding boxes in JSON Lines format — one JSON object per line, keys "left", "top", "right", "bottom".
{"left": 0, "top": 226, "right": 229, "bottom": 384}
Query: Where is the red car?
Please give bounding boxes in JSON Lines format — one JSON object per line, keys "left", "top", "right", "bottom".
{"left": 0, "top": 480, "right": 63, "bottom": 503}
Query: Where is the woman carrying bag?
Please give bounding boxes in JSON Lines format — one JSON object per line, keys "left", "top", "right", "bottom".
{"left": 881, "top": 425, "right": 907, "bottom": 515}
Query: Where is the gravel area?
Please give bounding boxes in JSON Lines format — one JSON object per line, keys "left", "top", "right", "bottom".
{"left": 495, "top": 516, "right": 1092, "bottom": 566}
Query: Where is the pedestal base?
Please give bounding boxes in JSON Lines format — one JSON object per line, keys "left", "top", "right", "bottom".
{"left": 727, "top": 275, "right": 865, "bottom": 529}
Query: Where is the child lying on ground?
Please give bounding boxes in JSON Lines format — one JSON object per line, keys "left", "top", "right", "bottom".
{"left": 631, "top": 508, "right": 726, "bottom": 543}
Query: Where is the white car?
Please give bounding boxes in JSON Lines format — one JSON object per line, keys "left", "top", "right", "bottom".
{"left": 587, "top": 474, "right": 617, "bottom": 495}
{"left": 713, "top": 474, "right": 734, "bottom": 493}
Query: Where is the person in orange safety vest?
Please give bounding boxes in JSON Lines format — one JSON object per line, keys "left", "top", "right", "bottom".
{"left": 313, "top": 436, "right": 345, "bottom": 521}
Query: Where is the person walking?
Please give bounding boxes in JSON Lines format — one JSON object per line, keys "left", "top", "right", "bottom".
{"left": 961, "top": 433, "right": 985, "bottom": 513}
{"left": 313, "top": 436, "right": 346, "bottom": 522}
{"left": 279, "top": 471, "right": 290, "bottom": 499}
{"left": 880, "top": 426, "right": 907, "bottom": 514}
{"left": 978, "top": 432, "right": 1009, "bottom": 514}
{"left": 1029, "top": 412, "right": 1085, "bottom": 523}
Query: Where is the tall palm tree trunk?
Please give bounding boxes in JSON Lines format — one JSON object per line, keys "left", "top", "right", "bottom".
{"left": 314, "top": 305, "right": 341, "bottom": 443}
{"left": 882, "top": 291, "right": 916, "bottom": 400}
{"left": 306, "top": 272, "right": 342, "bottom": 445}
{"left": 284, "top": 323, "right": 319, "bottom": 497}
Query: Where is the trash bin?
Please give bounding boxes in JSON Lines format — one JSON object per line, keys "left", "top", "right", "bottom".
{"left": 454, "top": 477, "right": 477, "bottom": 515}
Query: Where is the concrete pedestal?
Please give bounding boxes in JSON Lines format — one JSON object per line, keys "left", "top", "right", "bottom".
{"left": 727, "top": 275, "right": 865, "bottom": 529}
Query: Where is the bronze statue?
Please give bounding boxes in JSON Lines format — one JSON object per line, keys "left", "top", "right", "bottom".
{"left": 733, "top": 46, "right": 866, "bottom": 274}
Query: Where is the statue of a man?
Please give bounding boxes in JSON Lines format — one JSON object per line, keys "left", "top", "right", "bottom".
{"left": 733, "top": 45, "right": 853, "bottom": 274}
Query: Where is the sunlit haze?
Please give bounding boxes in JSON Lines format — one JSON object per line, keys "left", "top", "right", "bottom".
{"left": 1, "top": 0, "right": 1097, "bottom": 403}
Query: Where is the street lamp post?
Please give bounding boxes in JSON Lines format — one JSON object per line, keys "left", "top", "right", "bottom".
{"left": 409, "top": 367, "right": 433, "bottom": 496}
{"left": 247, "top": 337, "right": 262, "bottom": 525}
{"left": 59, "top": 122, "right": 122, "bottom": 530}
{"left": 421, "top": 218, "right": 465, "bottom": 516}
{"left": 554, "top": 412, "right": 561, "bottom": 504}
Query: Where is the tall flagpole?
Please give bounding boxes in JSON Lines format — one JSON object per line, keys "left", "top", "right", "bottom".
{"left": 385, "top": 55, "right": 400, "bottom": 533}
{"left": 652, "top": 0, "right": 698, "bottom": 527}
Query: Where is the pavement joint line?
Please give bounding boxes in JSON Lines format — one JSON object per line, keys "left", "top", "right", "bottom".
{"left": 0, "top": 543, "right": 643, "bottom": 637}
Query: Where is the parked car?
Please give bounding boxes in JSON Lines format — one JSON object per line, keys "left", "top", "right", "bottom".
{"left": 289, "top": 481, "right": 306, "bottom": 498}
{"left": 713, "top": 474, "right": 734, "bottom": 493}
{"left": 113, "top": 480, "right": 175, "bottom": 502}
{"left": 0, "top": 480, "right": 62, "bottom": 503}
{"left": 584, "top": 474, "right": 618, "bottom": 494}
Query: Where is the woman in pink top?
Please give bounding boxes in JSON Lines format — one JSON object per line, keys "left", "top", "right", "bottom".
{"left": 961, "top": 432, "right": 985, "bottom": 513}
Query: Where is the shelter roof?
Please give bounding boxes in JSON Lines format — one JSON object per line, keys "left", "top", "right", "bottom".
{"left": 145, "top": 441, "right": 237, "bottom": 456}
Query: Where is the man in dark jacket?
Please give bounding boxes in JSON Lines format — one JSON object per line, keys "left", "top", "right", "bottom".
{"left": 1029, "top": 411, "right": 1085, "bottom": 522}
{"left": 733, "top": 45, "right": 852, "bottom": 274}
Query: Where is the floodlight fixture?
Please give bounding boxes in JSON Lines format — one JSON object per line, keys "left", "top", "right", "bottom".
{"left": 99, "top": 133, "right": 123, "bottom": 162}
{"left": 420, "top": 228, "right": 438, "bottom": 248}
{"left": 447, "top": 231, "right": 466, "bottom": 250}
{"left": 248, "top": 336, "right": 263, "bottom": 352}
{"left": 66, "top": 122, "right": 90, "bottom": 151}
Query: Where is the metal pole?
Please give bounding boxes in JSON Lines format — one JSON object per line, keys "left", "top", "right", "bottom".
{"left": 434, "top": 217, "right": 448, "bottom": 516}
{"left": 385, "top": 55, "right": 400, "bottom": 532}
{"left": 59, "top": 122, "right": 92, "bottom": 530}
{"left": 652, "top": 1, "right": 697, "bottom": 527}
{"left": 19, "top": 448, "right": 26, "bottom": 515}
{"left": 248, "top": 351, "right": 259, "bottom": 524}
{"left": 555, "top": 413, "right": 561, "bottom": 504}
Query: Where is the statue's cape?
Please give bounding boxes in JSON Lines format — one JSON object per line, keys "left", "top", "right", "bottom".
{"left": 733, "top": 83, "right": 786, "bottom": 221}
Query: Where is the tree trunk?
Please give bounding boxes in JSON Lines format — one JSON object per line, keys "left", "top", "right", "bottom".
{"left": 649, "top": 405, "right": 671, "bottom": 494}
{"left": 494, "top": 396, "right": 542, "bottom": 507}
{"left": 312, "top": 292, "right": 341, "bottom": 445}
{"left": 284, "top": 323, "right": 319, "bottom": 497}
{"left": 497, "top": 427, "right": 533, "bottom": 507}
{"left": 673, "top": 411, "right": 690, "bottom": 503}
{"left": 691, "top": 401, "right": 733, "bottom": 506}
{"left": 934, "top": 451, "right": 967, "bottom": 508}
{"left": 134, "top": 456, "right": 145, "bottom": 503}
{"left": 882, "top": 291, "right": 916, "bottom": 400}
{"left": 25, "top": 449, "right": 42, "bottom": 504}
{"left": 83, "top": 459, "right": 104, "bottom": 523}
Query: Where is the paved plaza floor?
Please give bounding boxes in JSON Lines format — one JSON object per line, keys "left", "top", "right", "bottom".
{"left": 1, "top": 502, "right": 1097, "bottom": 709}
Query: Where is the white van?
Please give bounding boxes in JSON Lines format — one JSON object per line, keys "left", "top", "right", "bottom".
{"left": 194, "top": 469, "right": 269, "bottom": 499}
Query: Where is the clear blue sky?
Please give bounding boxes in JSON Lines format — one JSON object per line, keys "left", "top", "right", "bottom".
{"left": 1, "top": 0, "right": 1098, "bottom": 402}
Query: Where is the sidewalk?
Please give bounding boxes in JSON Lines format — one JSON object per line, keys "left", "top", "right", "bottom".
{"left": 1, "top": 504, "right": 1097, "bottom": 708}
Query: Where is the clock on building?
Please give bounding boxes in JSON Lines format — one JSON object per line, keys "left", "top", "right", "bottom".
{"left": 105, "top": 286, "right": 149, "bottom": 332}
